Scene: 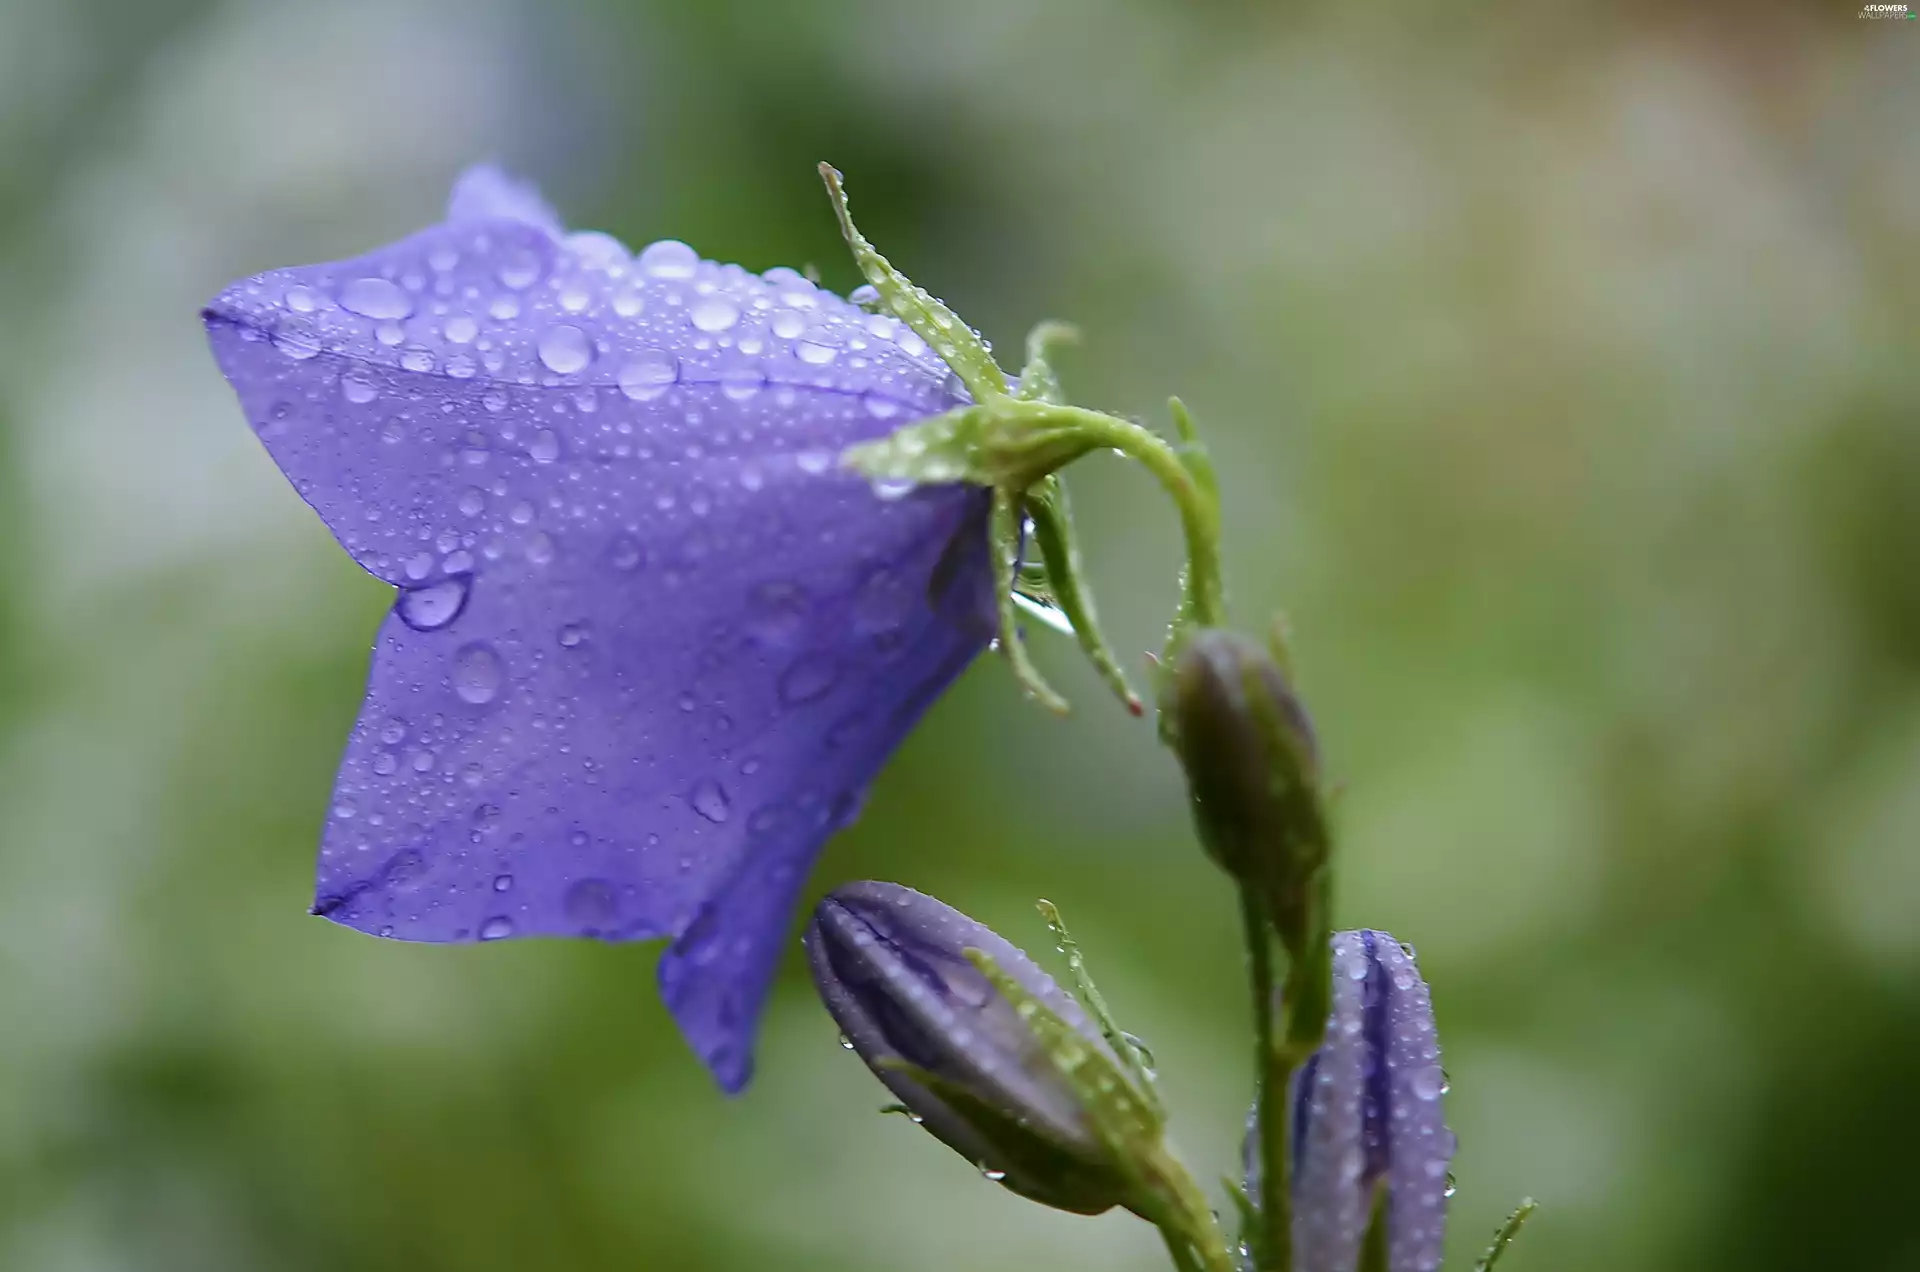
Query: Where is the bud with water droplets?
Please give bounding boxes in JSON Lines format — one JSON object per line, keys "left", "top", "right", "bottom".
{"left": 1168, "top": 628, "right": 1327, "bottom": 957}
{"left": 1244, "top": 930, "right": 1456, "bottom": 1272}
{"left": 805, "top": 881, "right": 1146, "bottom": 1216}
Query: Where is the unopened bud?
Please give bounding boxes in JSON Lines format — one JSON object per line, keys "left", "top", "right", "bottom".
{"left": 805, "top": 881, "right": 1137, "bottom": 1215}
{"left": 1169, "top": 628, "right": 1327, "bottom": 954}
{"left": 1243, "top": 930, "right": 1456, "bottom": 1272}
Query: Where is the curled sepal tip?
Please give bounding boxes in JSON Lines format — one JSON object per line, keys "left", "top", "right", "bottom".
{"left": 818, "top": 163, "right": 1008, "bottom": 403}
{"left": 1473, "top": 1199, "right": 1538, "bottom": 1272}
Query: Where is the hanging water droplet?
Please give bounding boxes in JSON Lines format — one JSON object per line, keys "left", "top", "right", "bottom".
{"left": 339, "top": 277, "right": 413, "bottom": 320}
{"left": 689, "top": 778, "right": 731, "bottom": 823}
{"left": 838, "top": 1033, "right": 855, "bottom": 1050}
{"left": 618, "top": 350, "right": 677, "bottom": 401}
{"left": 397, "top": 576, "right": 471, "bottom": 631}
{"left": 452, "top": 642, "right": 502, "bottom": 704}
{"left": 478, "top": 915, "right": 515, "bottom": 941}
{"left": 981, "top": 1168, "right": 1007, "bottom": 1183}
{"left": 538, "top": 324, "right": 592, "bottom": 374}
{"left": 637, "top": 239, "right": 698, "bottom": 279}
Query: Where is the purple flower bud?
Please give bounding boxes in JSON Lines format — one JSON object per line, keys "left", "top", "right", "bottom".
{"left": 1168, "top": 629, "right": 1326, "bottom": 953}
{"left": 1247, "top": 930, "right": 1455, "bottom": 1272}
{"left": 805, "top": 882, "right": 1134, "bottom": 1215}
{"left": 201, "top": 167, "right": 996, "bottom": 1092}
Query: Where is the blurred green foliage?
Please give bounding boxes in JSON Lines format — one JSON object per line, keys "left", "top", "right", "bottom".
{"left": 2, "top": 1, "right": 1917, "bottom": 1269}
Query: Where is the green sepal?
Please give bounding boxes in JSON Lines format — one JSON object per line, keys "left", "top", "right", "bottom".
{"left": 964, "top": 948, "right": 1166, "bottom": 1158}
{"left": 1358, "top": 1179, "right": 1391, "bottom": 1272}
{"left": 1027, "top": 477, "right": 1145, "bottom": 716}
{"left": 1017, "top": 320, "right": 1079, "bottom": 405}
{"left": 1035, "top": 899, "right": 1160, "bottom": 1113}
{"left": 871, "top": 1057, "right": 1133, "bottom": 1215}
{"left": 1474, "top": 1198, "right": 1539, "bottom": 1271}
{"left": 1223, "top": 1177, "right": 1266, "bottom": 1271}
{"left": 818, "top": 163, "right": 1009, "bottom": 403}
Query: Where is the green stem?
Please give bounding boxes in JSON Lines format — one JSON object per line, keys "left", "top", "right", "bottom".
{"left": 1147, "top": 1149, "right": 1241, "bottom": 1272}
{"left": 1160, "top": 1229, "right": 1205, "bottom": 1272}
{"left": 1005, "top": 401, "right": 1227, "bottom": 632}
{"left": 1243, "top": 892, "right": 1292, "bottom": 1272}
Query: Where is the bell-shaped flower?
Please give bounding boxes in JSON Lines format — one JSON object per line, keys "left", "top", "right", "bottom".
{"left": 202, "top": 167, "right": 996, "bottom": 1091}
{"left": 805, "top": 881, "right": 1140, "bottom": 1216}
{"left": 1247, "top": 929, "right": 1455, "bottom": 1272}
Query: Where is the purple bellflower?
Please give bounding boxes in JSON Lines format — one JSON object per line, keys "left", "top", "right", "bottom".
{"left": 1248, "top": 930, "right": 1455, "bottom": 1272}
{"left": 202, "top": 167, "right": 996, "bottom": 1091}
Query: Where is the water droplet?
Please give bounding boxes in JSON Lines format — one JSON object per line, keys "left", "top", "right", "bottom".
{"left": 848, "top": 284, "right": 880, "bottom": 309}
{"left": 690, "top": 297, "right": 739, "bottom": 332}
{"left": 770, "top": 310, "right": 805, "bottom": 340}
{"left": 613, "top": 291, "right": 644, "bottom": 318}
{"left": 838, "top": 1033, "right": 855, "bottom": 1050}
{"left": 332, "top": 798, "right": 356, "bottom": 820}
{"left": 796, "top": 340, "right": 837, "bottom": 365}
{"left": 284, "top": 286, "right": 317, "bottom": 312}
{"left": 795, "top": 450, "right": 831, "bottom": 475}
{"left": 496, "top": 248, "right": 542, "bottom": 290}
{"left": 341, "top": 375, "right": 378, "bottom": 404}
{"left": 778, "top": 655, "right": 838, "bottom": 705}
{"left": 400, "top": 347, "right": 434, "bottom": 373}
{"left": 478, "top": 915, "right": 515, "bottom": 941}
{"left": 339, "top": 277, "right": 413, "bottom": 320}
{"left": 1443, "top": 1173, "right": 1457, "bottom": 1199}
{"left": 608, "top": 534, "right": 644, "bottom": 571}
{"left": 492, "top": 874, "right": 514, "bottom": 892}
{"left": 372, "top": 752, "right": 398, "bottom": 776}
{"left": 525, "top": 532, "right": 555, "bottom": 565}
{"left": 564, "top": 877, "right": 620, "bottom": 929}
{"left": 452, "top": 642, "right": 503, "bottom": 704}
{"left": 444, "top": 315, "right": 477, "bottom": 343}
{"left": 272, "top": 328, "right": 321, "bottom": 360}
{"left": 558, "top": 623, "right": 586, "bottom": 648}
{"left": 397, "top": 576, "right": 471, "bottom": 631}
{"left": 981, "top": 1168, "right": 1007, "bottom": 1183}
{"left": 1411, "top": 1065, "right": 1446, "bottom": 1102}
{"left": 529, "top": 428, "right": 561, "bottom": 463}
{"left": 638, "top": 239, "right": 698, "bottom": 279}
{"left": 538, "top": 324, "right": 592, "bottom": 374}
{"left": 618, "top": 351, "right": 677, "bottom": 401}
{"left": 458, "top": 487, "right": 486, "bottom": 517}
{"left": 689, "top": 778, "right": 731, "bottom": 823}
{"left": 862, "top": 393, "right": 900, "bottom": 420}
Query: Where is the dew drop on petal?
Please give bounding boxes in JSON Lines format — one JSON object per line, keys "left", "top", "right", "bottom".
{"left": 538, "top": 324, "right": 593, "bottom": 374}
{"left": 778, "top": 655, "right": 839, "bottom": 705}
{"left": 529, "top": 428, "right": 560, "bottom": 463}
{"left": 341, "top": 375, "right": 379, "bottom": 404}
{"left": 479, "top": 915, "right": 515, "bottom": 940}
{"left": 770, "top": 310, "right": 805, "bottom": 340}
{"left": 397, "top": 576, "right": 471, "bottom": 631}
{"left": 690, "top": 297, "right": 739, "bottom": 332}
{"left": 1411, "top": 1065, "right": 1446, "bottom": 1102}
{"left": 608, "top": 534, "right": 645, "bottom": 571}
{"left": 526, "top": 532, "right": 556, "bottom": 565}
{"left": 638, "top": 239, "right": 698, "bottom": 279}
{"left": 493, "top": 874, "right": 514, "bottom": 892}
{"left": 273, "top": 329, "right": 321, "bottom": 360}
{"left": 339, "top": 277, "right": 413, "bottom": 320}
{"left": 496, "top": 248, "right": 541, "bottom": 290}
{"left": 453, "top": 642, "right": 503, "bottom": 704}
{"left": 618, "top": 351, "right": 677, "bottom": 401}
{"left": 797, "top": 340, "right": 838, "bottom": 365}
{"left": 689, "top": 778, "right": 731, "bottom": 823}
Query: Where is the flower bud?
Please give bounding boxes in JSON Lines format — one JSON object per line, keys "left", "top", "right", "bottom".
{"left": 805, "top": 881, "right": 1136, "bottom": 1215}
{"left": 1244, "top": 930, "right": 1455, "bottom": 1272}
{"left": 1168, "top": 629, "right": 1327, "bottom": 954}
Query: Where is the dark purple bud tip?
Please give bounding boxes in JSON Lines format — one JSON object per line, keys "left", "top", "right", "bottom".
{"left": 1169, "top": 629, "right": 1326, "bottom": 947}
{"left": 805, "top": 882, "right": 1134, "bottom": 1215}
{"left": 1245, "top": 929, "right": 1455, "bottom": 1272}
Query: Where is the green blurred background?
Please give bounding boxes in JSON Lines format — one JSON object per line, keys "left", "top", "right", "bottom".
{"left": 3, "top": 1, "right": 1918, "bottom": 1268}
